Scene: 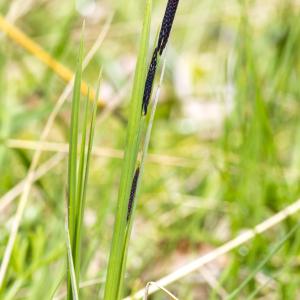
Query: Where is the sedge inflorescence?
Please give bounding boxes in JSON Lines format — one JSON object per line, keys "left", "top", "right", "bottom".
{"left": 142, "top": 0, "right": 180, "bottom": 115}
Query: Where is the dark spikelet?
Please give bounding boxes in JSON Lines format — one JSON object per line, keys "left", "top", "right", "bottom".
{"left": 127, "top": 167, "right": 140, "bottom": 221}
{"left": 142, "top": 48, "right": 159, "bottom": 115}
{"left": 157, "top": 0, "right": 180, "bottom": 55}
{"left": 141, "top": 0, "right": 180, "bottom": 116}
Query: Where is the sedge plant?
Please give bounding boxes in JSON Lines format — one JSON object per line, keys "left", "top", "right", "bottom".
{"left": 103, "top": 0, "right": 180, "bottom": 299}
{"left": 102, "top": 1, "right": 152, "bottom": 298}
{"left": 66, "top": 38, "right": 100, "bottom": 299}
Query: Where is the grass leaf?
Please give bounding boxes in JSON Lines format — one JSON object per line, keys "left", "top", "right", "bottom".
{"left": 103, "top": 1, "right": 152, "bottom": 299}
{"left": 65, "top": 219, "right": 79, "bottom": 300}
{"left": 226, "top": 223, "right": 300, "bottom": 300}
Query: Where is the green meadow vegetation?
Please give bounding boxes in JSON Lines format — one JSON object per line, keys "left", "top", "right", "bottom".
{"left": 0, "top": 0, "right": 300, "bottom": 299}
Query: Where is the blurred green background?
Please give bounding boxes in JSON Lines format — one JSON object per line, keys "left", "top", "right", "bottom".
{"left": 0, "top": 0, "right": 300, "bottom": 299}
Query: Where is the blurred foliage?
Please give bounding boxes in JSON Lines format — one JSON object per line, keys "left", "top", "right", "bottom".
{"left": 0, "top": 0, "right": 300, "bottom": 299}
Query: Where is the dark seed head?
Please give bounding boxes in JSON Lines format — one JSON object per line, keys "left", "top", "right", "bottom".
{"left": 142, "top": 48, "right": 159, "bottom": 115}
{"left": 141, "top": 0, "right": 180, "bottom": 116}
{"left": 157, "top": 0, "right": 180, "bottom": 55}
{"left": 127, "top": 167, "right": 140, "bottom": 221}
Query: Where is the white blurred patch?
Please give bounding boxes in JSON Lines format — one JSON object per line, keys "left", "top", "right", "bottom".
{"left": 174, "top": 53, "right": 235, "bottom": 137}
{"left": 84, "top": 208, "right": 96, "bottom": 228}
{"left": 178, "top": 96, "right": 233, "bottom": 137}
{"left": 99, "top": 81, "right": 114, "bottom": 105}
{"left": 76, "top": 0, "right": 97, "bottom": 17}
{"left": 174, "top": 54, "right": 193, "bottom": 98}
{"left": 120, "top": 54, "right": 136, "bottom": 77}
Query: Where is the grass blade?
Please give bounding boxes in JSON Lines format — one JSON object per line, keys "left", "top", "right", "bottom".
{"left": 119, "top": 54, "right": 167, "bottom": 300}
{"left": 226, "top": 223, "right": 300, "bottom": 300}
{"left": 68, "top": 38, "right": 83, "bottom": 245}
{"left": 103, "top": 1, "right": 152, "bottom": 299}
{"left": 74, "top": 75, "right": 101, "bottom": 279}
{"left": 67, "top": 37, "right": 83, "bottom": 300}
{"left": 66, "top": 30, "right": 101, "bottom": 299}
{"left": 73, "top": 89, "right": 89, "bottom": 279}
{"left": 65, "top": 219, "right": 79, "bottom": 300}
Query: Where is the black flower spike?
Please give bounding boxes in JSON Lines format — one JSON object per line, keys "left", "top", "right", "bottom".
{"left": 141, "top": 0, "right": 180, "bottom": 116}
{"left": 142, "top": 48, "right": 159, "bottom": 115}
{"left": 157, "top": 0, "right": 180, "bottom": 55}
{"left": 127, "top": 167, "right": 140, "bottom": 221}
